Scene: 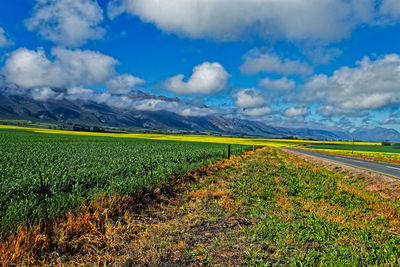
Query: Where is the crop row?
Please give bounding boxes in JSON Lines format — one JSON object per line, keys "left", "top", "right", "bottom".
{"left": 0, "top": 129, "right": 251, "bottom": 233}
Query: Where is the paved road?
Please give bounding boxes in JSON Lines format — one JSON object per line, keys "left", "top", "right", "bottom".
{"left": 285, "top": 148, "right": 400, "bottom": 179}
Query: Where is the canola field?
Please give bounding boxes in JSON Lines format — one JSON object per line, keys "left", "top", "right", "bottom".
{"left": 306, "top": 143, "right": 400, "bottom": 163}
{"left": 0, "top": 129, "right": 250, "bottom": 233}
{"left": 305, "top": 148, "right": 400, "bottom": 162}
{"left": 0, "top": 125, "right": 380, "bottom": 147}
{"left": 309, "top": 143, "right": 400, "bottom": 153}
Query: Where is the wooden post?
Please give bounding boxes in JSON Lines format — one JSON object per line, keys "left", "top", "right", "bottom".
{"left": 39, "top": 171, "right": 50, "bottom": 235}
{"left": 253, "top": 145, "right": 255, "bottom": 151}
{"left": 228, "top": 145, "right": 231, "bottom": 160}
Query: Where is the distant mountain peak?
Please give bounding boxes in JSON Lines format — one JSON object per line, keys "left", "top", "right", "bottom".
{"left": 352, "top": 126, "right": 400, "bottom": 142}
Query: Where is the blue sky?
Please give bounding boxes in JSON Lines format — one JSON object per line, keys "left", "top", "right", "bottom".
{"left": 1, "top": 0, "right": 400, "bottom": 131}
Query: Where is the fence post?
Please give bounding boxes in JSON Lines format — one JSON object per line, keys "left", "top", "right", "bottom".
{"left": 228, "top": 145, "right": 231, "bottom": 160}
{"left": 39, "top": 171, "right": 50, "bottom": 235}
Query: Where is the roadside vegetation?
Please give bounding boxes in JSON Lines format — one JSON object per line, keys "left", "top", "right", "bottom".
{"left": 234, "top": 148, "right": 400, "bottom": 265}
{"left": 156, "top": 147, "right": 400, "bottom": 265}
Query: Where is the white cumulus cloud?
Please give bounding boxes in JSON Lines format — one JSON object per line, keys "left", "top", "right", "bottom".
{"left": 26, "top": 0, "right": 105, "bottom": 47}
{"left": 30, "top": 87, "right": 61, "bottom": 101}
{"left": 240, "top": 50, "right": 312, "bottom": 76}
{"left": 234, "top": 88, "right": 265, "bottom": 108}
{"left": 283, "top": 106, "right": 309, "bottom": 117}
{"left": 301, "top": 54, "right": 400, "bottom": 116}
{"left": 134, "top": 99, "right": 218, "bottom": 117}
{"left": 106, "top": 74, "right": 145, "bottom": 95}
{"left": 259, "top": 77, "right": 295, "bottom": 91}
{"left": 52, "top": 47, "right": 118, "bottom": 85}
{"left": 108, "top": 0, "right": 376, "bottom": 43}
{"left": 65, "top": 86, "right": 103, "bottom": 101}
{"left": 3, "top": 48, "right": 60, "bottom": 88}
{"left": 163, "top": 62, "right": 230, "bottom": 95}
{"left": 243, "top": 107, "right": 273, "bottom": 117}
{"left": 380, "top": 0, "right": 400, "bottom": 19}
{"left": 3, "top": 47, "right": 118, "bottom": 89}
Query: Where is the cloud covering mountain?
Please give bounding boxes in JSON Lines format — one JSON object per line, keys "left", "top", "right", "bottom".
{"left": 2, "top": 74, "right": 400, "bottom": 142}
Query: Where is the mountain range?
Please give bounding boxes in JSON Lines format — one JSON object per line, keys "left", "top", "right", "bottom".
{"left": 0, "top": 80, "right": 399, "bottom": 142}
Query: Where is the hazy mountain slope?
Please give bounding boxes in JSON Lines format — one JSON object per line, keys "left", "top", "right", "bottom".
{"left": 0, "top": 91, "right": 286, "bottom": 136}
{"left": 281, "top": 128, "right": 352, "bottom": 140}
{"left": 352, "top": 126, "right": 400, "bottom": 142}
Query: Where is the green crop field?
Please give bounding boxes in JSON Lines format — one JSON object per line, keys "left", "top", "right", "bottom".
{"left": 308, "top": 143, "right": 400, "bottom": 153}
{"left": 0, "top": 129, "right": 250, "bottom": 233}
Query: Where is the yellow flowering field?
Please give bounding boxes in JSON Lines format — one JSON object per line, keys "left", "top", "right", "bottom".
{"left": 305, "top": 148, "right": 400, "bottom": 161}
{"left": 0, "top": 125, "right": 379, "bottom": 147}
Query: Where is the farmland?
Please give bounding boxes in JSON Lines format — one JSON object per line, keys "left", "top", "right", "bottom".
{"left": 2, "top": 127, "right": 400, "bottom": 265}
{"left": 304, "top": 143, "right": 400, "bottom": 165}
{"left": 0, "top": 129, "right": 250, "bottom": 233}
{"left": 0, "top": 125, "right": 380, "bottom": 147}
{"left": 6, "top": 146, "right": 400, "bottom": 265}
{"left": 309, "top": 143, "right": 400, "bottom": 153}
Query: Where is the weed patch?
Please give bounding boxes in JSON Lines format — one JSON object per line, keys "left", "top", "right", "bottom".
{"left": 233, "top": 148, "right": 400, "bottom": 265}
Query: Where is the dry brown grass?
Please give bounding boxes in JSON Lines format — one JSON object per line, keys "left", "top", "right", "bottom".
{"left": 276, "top": 191, "right": 291, "bottom": 212}
{"left": 280, "top": 150, "right": 321, "bottom": 173}
{"left": 0, "top": 194, "right": 142, "bottom": 266}
{"left": 189, "top": 184, "right": 231, "bottom": 200}
{"left": 300, "top": 198, "right": 370, "bottom": 229}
